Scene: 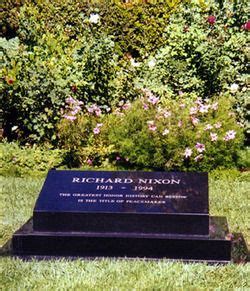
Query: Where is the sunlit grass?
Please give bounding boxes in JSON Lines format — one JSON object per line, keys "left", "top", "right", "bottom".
{"left": 1, "top": 173, "right": 249, "bottom": 290}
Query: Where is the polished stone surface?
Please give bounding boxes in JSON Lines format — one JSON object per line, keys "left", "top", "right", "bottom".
{"left": 33, "top": 170, "right": 209, "bottom": 235}
{"left": 12, "top": 216, "right": 231, "bottom": 263}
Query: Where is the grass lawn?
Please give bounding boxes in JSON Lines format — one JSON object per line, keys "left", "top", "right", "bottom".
{"left": 1, "top": 172, "right": 249, "bottom": 290}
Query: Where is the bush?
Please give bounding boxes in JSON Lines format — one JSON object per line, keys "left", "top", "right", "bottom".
{"left": 0, "top": 0, "right": 25, "bottom": 38}
{"left": 15, "top": 0, "right": 183, "bottom": 57}
{"left": 58, "top": 92, "right": 244, "bottom": 171}
{"left": 0, "top": 141, "right": 64, "bottom": 177}
{"left": 135, "top": 0, "right": 249, "bottom": 129}
{"left": 1, "top": 32, "right": 137, "bottom": 142}
{"left": 1, "top": 0, "right": 248, "bottom": 145}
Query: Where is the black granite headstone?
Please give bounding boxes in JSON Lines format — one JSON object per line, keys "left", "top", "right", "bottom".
{"left": 12, "top": 169, "right": 232, "bottom": 263}
{"left": 33, "top": 170, "right": 209, "bottom": 235}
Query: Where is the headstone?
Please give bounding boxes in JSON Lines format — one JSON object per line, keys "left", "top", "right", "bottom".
{"left": 12, "top": 169, "right": 232, "bottom": 263}
{"left": 33, "top": 170, "right": 209, "bottom": 235}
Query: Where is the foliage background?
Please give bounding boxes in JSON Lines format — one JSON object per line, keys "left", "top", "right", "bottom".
{"left": 1, "top": 0, "right": 249, "bottom": 146}
{"left": 0, "top": 1, "right": 249, "bottom": 287}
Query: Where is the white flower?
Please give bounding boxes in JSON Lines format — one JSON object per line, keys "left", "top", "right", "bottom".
{"left": 162, "top": 129, "right": 170, "bottom": 135}
{"left": 204, "top": 124, "right": 213, "bottom": 131}
{"left": 224, "top": 130, "right": 236, "bottom": 141}
{"left": 211, "top": 102, "right": 218, "bottom": 111}
{"left": 210, "top": 133, "right": 218, "bottom": 142}
{"left": 163, "top": 110, "right": 171, "bottom": 118}
{"left": 130, "top": 58, "right": 140, "bottom": 67}
{"left": 184, "top": 148, "right": 192, "bottom": 158}
{"left": 11, "top": 126, "right": 18, "bottom": 131}
{"left": 199, "top": 104, "right": 210, "bottom": 114}
{"left": 148, "top": 59, "right": 156, "bottom": 68}
{"left": 89, "top": 13, "right": 100, "bottom": 24}
{"left": 195, "top": 143, "right": 205, "bottom": 153}
{"left": 214, "top": 122, "right": 222, "bottom": 129}
{"left": 230, "top": 83, "right": 239, "bottom": 94}
{"left": 190, "top": 107, "right": 198, "bottom": 115}
{"left": 194, "top": 154, "right": 203, "bottom": 162}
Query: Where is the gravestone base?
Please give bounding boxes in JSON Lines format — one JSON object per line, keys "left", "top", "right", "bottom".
{"left": 12, "top": 216, "right": 231, "bottom": 263}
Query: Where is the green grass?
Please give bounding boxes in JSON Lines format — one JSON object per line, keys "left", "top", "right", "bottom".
{"left": 1, "top": 173, "right": 249, "bottom": 290}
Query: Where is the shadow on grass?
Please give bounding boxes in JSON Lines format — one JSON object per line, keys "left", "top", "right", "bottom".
{"left": 0, "top": 239, "right": 12, "bottom": 256}
{"left": 231, "top": 233, "right": 249, "bottom": 264}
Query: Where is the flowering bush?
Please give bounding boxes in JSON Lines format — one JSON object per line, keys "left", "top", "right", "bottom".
{"left": 58, "top": 92, "right": 244, "bottom": 171}
{"left": 135, "top": 0, "right": 249, "bottom": 133}
{"left": 1, "top": 0, "right": 249, "bottom": 146}
{"left": 1, "top": 33, "right": 137, "bottom": 142}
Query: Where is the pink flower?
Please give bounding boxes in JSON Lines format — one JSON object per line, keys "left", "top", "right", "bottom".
{"left": 214, "top": 122, "right": 222, "bottom": 129}
{"left": 194, "top": 154, "right": 204, "bottom": 162}
{"left": 207, "top": 15, "right": 216, "bottom": 25}
{"left": 116, "top": 156, "right": 121, "bottom": 161}
{"left": 242, "top": 20, "right": 250, "bottom": 31}
{"left": 148, "top": 95, "right": 159, "bottom": 105}
{"left": 184, "top": 148, "right": 192, "bottom": 158}
{"left": 71, "top": 106, "right": 81, "bottom": 115}
{"left": 114, "top": 109, "right": 124, "bottom": 116}
{"left": 195, "top": 143, "right": 205, "bottom": 153}
{"left": 211, "top": 102, "right": 218, "bottom": 110}
{"left": 64, "top": 115, "right": 76, "bottom": 121}
{"left": 125, "top": 157, "right": 129, "bottom": 162}
{"left": 162, "top": 129, "right": 169, "bottom": 135}
{"left": 178, "top": 91, "right": 184, "bottom": 96}
{"left": 147, "top": 120, "right": 157, "bottom": 131}
{"left": 143, "top": 103, "right": 149, "bottom": 110}
{"left": 65, "top": 96, "right": 76, "bottom": 105}
{"left": 195, "top": 98, "right": 203, "bottom": 106}
{"left": 178, "top": 120, "right": 182, "bottom": 127}
{"left": 225, "top": 233, "right": 234, "bottom": 241}
{"left": 86, "top": 104, "right": 102, "bottom": 116}
{"left": 93, "top": 127, "right": 100, "bottom": 134}
{"left": 86, "top": 104, "right": 95, "bottom": 113}
{"left": 190, "top": 107, "right": 198, "bottom": 115}
{"left": 142, "top": 88, "right": 159, "bottom": 105}
{"left": 149, "top": 125, "right": 157, "bottom": 131}
{"left": 122, "top": 101, "right": 131, "bottom": 110}
{"left": 93, "top": 123, "right": 103, "bottom": 135}
{"left": 199, "top": 104, "right": 210, "bottom": 114}
{"left": 163, "top": 110, "right": 171, "bottom": 118}
{"left": 191, "top": 116, "right": 199, "bottom": 126}
{"left": 210, "top": 133, "right": 218, "bottom": 142}
{"left": 95, "top": 107, "right": 102, "bottom": 116}
{"left": 179, "top": 103, "right": 185, "bottom": 109}
{"left": 204, "top": 124, "right": 213, "bottom": 131}
{"left": 86, "top": 159, "right": 93, "bottom": 166}
{"left": 224, "top": 130, "right": 236, "bottom": 141}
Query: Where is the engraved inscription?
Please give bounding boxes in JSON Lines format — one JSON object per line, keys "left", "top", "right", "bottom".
{"left": 72, "top": 177, "right": 180, "bottom": 185}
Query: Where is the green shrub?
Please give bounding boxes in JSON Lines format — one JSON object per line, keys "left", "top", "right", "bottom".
{"left": 0, "top": 141, "right": 64, "bottom": 177}
{"left": 57, "top": 99, "right": 115, "bottom": 167}
{"left": 1, "top": 0, "right": 248, "bottom": 145}
{"left": 1, "top": 32, "right": 137, "bottom": 142}
{"left": 15, "top": 0, "right": 183, "bottom": 57}
{"left": 135, "top": 0, "right": 249, "bottom": 128}
{"left": 58, "top": 92, "right": 244, "bottom": 171}
{"left": 0, "top": 0, "right": 25, "bottom": 38}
